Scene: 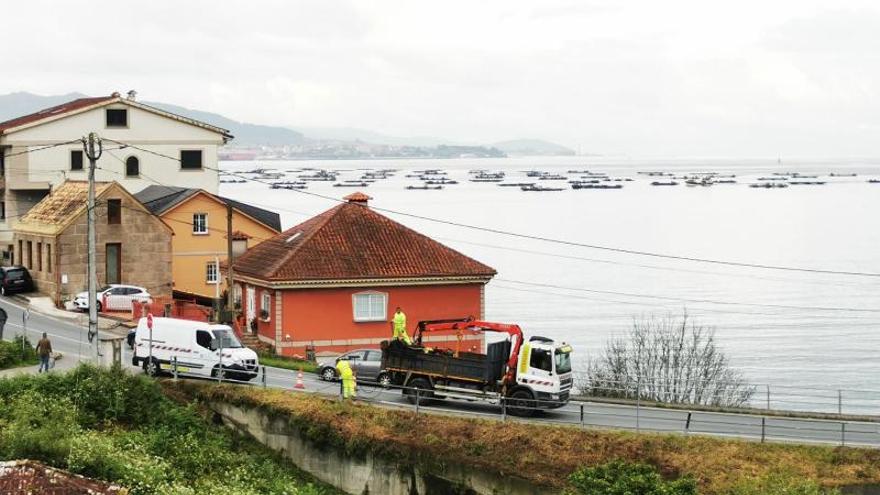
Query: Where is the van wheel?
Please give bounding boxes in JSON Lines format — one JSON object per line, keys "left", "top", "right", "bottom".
{"left": 143, "top": 358, "right": 160, "bottom": 377}
{"left": 211, "top": 366, "right": 226, "bottom": 380}
{"left": 507, "top": 389, "right": 536, "bottom": 418}
{"left": 404, "top": 377, "right": 433, "bottom": 405}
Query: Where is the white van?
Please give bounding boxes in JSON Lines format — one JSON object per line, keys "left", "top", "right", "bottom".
{"left": 132, "top": 317, "right": 259, "bottom": 381}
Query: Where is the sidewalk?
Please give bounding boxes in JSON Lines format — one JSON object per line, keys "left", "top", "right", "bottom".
{"left": 12, "top": 294, "right": 128, "bottom": 337}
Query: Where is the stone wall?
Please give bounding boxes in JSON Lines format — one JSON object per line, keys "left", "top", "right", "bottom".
{"left": 209, "top": 400, "right": 554, "bottom": 495}
{"left": 53, "top": 192, "right": 172, "bottom": 303}
{"left": 10, "top": 232, "right": 56, "bottom": 296}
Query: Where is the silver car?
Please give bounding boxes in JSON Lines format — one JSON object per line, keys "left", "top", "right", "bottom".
{"left": 317, "top": 349, "right": 390, "bottom": 387}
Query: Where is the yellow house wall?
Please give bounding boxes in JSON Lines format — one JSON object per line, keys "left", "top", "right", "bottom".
{"left": 163, "top": 193, "right": 278, "bottom": 299}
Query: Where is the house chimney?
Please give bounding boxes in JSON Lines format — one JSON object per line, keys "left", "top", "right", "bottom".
{"left": 343, "top": 192, "right": 371, "bottom": 205}
{"left": 111, "top": 91, "right": 121, "bottom": 98}
{"left": 127, "top": 90, "right": 137, "bottom": 101}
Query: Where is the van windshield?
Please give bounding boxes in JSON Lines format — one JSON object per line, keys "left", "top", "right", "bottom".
{"left": 211, "top": 329, "right": 243, "bottom": 349}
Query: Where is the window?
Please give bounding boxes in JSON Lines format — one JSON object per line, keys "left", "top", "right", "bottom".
{"left": 26, "top": 241, "right": 32, "bottom": 269}
{"left": 107, "top": 199, "right": 121, "bottom": 225}
{"left": 365, "top": 350, "right": 381, "bottom": 362}
{"left": 0, "top": 201, "right": 5, "bottom": 220}
{"left": 206, "top": 262, "right": 218, "bottom": 284}
{"left": 106, "top": 243, "right": 121, "bottom": 285}
{"left": 192, "top": 213, "right": 208, "bottom": 234}
{"left": 352, "top": 292, "right": 387, "bottom": 322}
{"left": 17, "top": 240, "right": 22, "bottom": 266}
{"left": 105, "top": 108, "right": 127, "bottom": 127}
{"left": 529, "top": 348, "right": 553, "bottom": 372}
{"left": 70, "top": 150, "right": 84, "bottom": 171}
{"left": 260, "top": 292, "right": 271, "bottom": 321}
{"left": 36, "top": 242, "right": 42, "bottom": 272}
{"left": 233, "top": 284, "right": 242, "bottom": 305}
{"left": 196, "top": 330, "right": 214, "bottom": 350}
{"left": 46, "top": 244, "right": 52, "bottom": 273}
{"left": 125, "top": 156, "right": 139, "bottom": 177}
{"left": 180, "top": 150, "right": 203, "bottom": 170}
{"left": 0, "top": 150, "right": 5, "bottom": 176}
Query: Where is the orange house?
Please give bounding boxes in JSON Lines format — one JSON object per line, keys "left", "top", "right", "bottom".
{"left": 135, "top": 185, "right": 281, "bottom": 303}
{"left": 231, "top": 192, "right": 496, "bottom": 357}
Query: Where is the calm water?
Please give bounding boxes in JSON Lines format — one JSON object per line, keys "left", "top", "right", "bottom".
{"left": 220, "top": 156, "right": 880, "bottom": 410}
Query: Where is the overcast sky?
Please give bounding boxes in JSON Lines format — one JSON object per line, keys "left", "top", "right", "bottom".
{"left": 5, "top": 0, "right": 880, "bottom": 157}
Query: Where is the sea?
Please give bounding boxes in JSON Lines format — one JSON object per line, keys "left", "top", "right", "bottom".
{"left": 219, "top": 156, "right": 880, "bottom": 413}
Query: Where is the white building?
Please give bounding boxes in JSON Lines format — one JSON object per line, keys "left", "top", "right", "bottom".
{"left": 0, "top": 91, "right": 232, "bottom": 261}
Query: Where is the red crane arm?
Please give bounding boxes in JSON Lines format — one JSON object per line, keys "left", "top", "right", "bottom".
{"left": 416, "top": 318, "right": 524, "bottom": 385}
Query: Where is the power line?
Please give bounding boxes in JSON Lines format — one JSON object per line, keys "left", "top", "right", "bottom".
{"left": 100, "top": 138, "right": 880, "bottom": 279}
{"left": 495, "top": 278, "right": 880, "bottom": 314}
{"left": 1, "top": 139, "right": 82, "bottom": 158}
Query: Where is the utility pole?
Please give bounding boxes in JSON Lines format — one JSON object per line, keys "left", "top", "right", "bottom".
{"left": 83, "top": 133, "right": 102, "bottom": 354}
{"left": 226, "top": 202, "right": 234, "bottom": 314}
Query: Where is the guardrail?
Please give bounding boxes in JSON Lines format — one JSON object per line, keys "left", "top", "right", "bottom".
{"left": 159, "top": 359, "right": 880, "bottom": 448}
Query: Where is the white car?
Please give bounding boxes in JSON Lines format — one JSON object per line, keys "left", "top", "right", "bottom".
{"left": 73, "top": 284, "right": 151, "bottom": 312}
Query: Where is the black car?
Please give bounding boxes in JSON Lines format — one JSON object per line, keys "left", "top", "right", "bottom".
{"left": 0, "top": 266, "right": 34, "bottom": 296}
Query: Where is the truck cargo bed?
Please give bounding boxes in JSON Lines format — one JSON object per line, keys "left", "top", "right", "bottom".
{"left": 381, "top": 339, "right": 511, "bottom": 384}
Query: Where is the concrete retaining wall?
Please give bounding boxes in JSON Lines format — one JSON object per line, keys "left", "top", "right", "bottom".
{"left": 208, "top": 400, "right": 556, "bottom": 495}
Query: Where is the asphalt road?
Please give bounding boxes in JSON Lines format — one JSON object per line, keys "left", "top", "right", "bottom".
{"left": 2, "top": 295, "right": 878, "bottom": 448}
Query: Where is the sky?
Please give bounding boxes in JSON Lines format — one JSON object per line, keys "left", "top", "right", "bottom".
{"left": 4, "top": 0, "right": 880, "bottom": 157}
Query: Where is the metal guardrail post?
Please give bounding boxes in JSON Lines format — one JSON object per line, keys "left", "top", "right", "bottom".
{"left": 415, "top": 388, "right": 421, "bottom": 414}
{"left": 501, "top": 397, "right": 507, "bottom": 422}
{"left": 636, "top": 376, "right": 641, "bottom": 433}
{"left": 261, "top": 366, "right": 267, "bottom": 388}
{"left": 761, "top": 417, "right": 766, "bottom": 443}
{"left": 172, "top": 356, "right": 178, "bottom": 381}
{"left": 579, "top": 404, "right": 584, "bottom": 427}
{"left": 841, "top": 423, "right": 846, "bottom": 446}
{"left": 685, "top": 412, "right": 692, "bottom": 434}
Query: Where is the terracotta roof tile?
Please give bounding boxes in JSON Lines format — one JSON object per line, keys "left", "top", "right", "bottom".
{"left": 0, "top": 96, "right": 115, "bottom": 133}
{"left": 232, "top": 201, "right": 496, "bottom": 282}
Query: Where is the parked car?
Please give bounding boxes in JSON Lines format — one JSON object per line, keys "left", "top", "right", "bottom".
{"left": 0, "top": 266, "right": 34, "bottom": 296}
{"left": 73, "top": 284, "right": 151, "bottom": 312}
{"left": 317, "top": 349, "right": 390, "bottom": 387}
{"left": 133, "top": 316, "right": 259, "bottom": 381}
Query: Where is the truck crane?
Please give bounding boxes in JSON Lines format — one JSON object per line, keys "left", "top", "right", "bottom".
{"left": 380, "top": 317, "right": 573, "bottom": 416}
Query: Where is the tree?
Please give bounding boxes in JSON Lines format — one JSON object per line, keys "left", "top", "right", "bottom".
{"left": 581, "top": 311, "right": 754, "bottom": 407}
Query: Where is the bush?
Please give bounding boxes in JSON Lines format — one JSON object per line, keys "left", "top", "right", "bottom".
{"left": 0, "top": 335, "right": 38, "bottom": 369}
{"left": 566, "top": 461, "right": 697, "bottom": 495}
{"left": 0, "top": 390, "right": 81, "bottom": 465}
{"left": 726, "top": 472, "right": 841, "bottom": 495}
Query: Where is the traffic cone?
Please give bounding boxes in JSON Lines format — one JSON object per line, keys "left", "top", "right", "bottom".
{"left": 295, "top": 367, "right": 305, "bottom": 389}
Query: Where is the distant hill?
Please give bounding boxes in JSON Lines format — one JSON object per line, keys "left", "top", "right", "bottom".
{"left": 0, "top": 92, "right": 304, "bottom": 146}
{"left": 492, "top": 139, "right": 576, "bottom": 156}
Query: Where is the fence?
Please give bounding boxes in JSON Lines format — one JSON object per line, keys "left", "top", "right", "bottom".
{"left": 130, "top": 297, "right": 211, "bottom": 323}
{"left": 577, "top": 376, "right": 880, "bottom": 417}
{"left": 160, "top": 360, "right": 880, "bottom": 449}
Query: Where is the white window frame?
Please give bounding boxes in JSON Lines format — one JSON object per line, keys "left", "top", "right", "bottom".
{"left": 206, "top": 262, "right": 218, "bottom": 284}
{"left": 192, "top": 213, "right": 208, "bottom": 235}
{"left": 260, "top": 292, "right": 271, "bottom": 321}
{"left": 352, "top": 291, "right": 388, "bottom": 322}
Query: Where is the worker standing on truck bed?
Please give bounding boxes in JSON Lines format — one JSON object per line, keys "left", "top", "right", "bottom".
{"left": 391, "top": 307, "right": 412, "bottom": 345}
{"left": 336, "top": 358, "right": 356, "bottom": 399}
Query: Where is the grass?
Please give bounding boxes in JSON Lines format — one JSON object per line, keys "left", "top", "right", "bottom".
{"left": 0, "top": 364, "right": 340, "bottom": 495}
{"left": 0, "top": 336, "right": 39, "bottom": 370}
{"left": 170, "top": 381, "right": 880, "bottom": 495}
{"left": 258, "top": 353, "right": 319, "bottom": 373}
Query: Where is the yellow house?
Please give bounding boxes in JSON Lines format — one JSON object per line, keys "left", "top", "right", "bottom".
{"left": 134, "top": 185, "right": 281, "bottom": 302}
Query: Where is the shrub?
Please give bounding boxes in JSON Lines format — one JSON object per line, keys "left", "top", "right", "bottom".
{"left": 0, "top": 336, "right": 38, "bottom": 369}
{"left": 0, "top": 390, "right": 81, "bottom": 465}
{"left": 566, "top": 461, "right": 697, "bottom": 495}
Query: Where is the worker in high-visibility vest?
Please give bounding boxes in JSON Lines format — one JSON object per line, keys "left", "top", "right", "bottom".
{"left": 391, "top": 307, "right": 412, "bottom": 345}
{"left": 336, "top": 358, "right": 356, "bottom": 399}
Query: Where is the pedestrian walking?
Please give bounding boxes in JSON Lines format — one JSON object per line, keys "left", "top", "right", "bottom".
{"left": 0, "top": 306, "right": 7, "bottom": 341}
{"left": 36, "top": 332, "right": 52, "bottom": 373}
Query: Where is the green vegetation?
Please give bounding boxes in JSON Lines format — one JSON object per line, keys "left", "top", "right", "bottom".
{"left": 0, "top": 365, "right": 336, "bottom": 494}
{"left": 566, "top": 461, "right": 697, "bottom": 495}
{"left": 171, "top": 382, "right": 880, "bottom": 494}
{"left": 0, "top": 336, "right": 38, "bottom": 370}
{"left": 258, "top": 352, "right": 318, "bottom": 373}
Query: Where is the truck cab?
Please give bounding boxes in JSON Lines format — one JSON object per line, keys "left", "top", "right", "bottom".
{"left": 514, "top": 337, "right": 573, "bottom": 406}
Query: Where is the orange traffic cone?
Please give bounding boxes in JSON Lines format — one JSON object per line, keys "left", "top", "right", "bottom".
{"left": 295, "top": 368, "right": 305, "bottom": 389}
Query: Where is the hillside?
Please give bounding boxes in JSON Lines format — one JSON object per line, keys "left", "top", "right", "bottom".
{"left": 493, "top": 138, "right": 576, "bottom": 156}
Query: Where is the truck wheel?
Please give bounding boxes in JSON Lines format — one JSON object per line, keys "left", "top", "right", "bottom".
{"left": 404, "top": 377, "right": 433, "bottom": 405}
{"left": 507, "top": 389, "right": 536, "bottom": 418}
{"left": 143, "top": 358, "right": 160, "bottom": 377}
{"left": 377, "top": 372, "right": 391, "bottom": 389}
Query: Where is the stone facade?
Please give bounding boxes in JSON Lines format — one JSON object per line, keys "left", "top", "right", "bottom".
{"left": 13, "top": 184, "right": 172, "bottom": 305}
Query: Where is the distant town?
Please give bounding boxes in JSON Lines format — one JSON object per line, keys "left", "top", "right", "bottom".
{"left": 220, "top": 142, "right": 508, "bottom": 161}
